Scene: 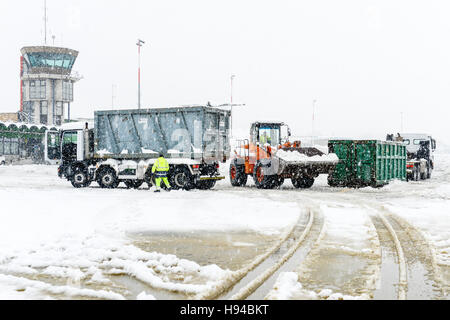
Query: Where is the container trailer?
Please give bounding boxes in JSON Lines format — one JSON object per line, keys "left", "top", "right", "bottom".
{"left": 327, "top": 140, "right": 407, "bottom": 188}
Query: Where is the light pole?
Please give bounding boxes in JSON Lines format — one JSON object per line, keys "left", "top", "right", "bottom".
{"left": 137, "top": 39, "right": 145, "bottom": 109}
{"left": 400, "top": 112, "right": 404, "bottom": 132}
{"left": 312, "top": 99, "right": 317, "bottom": 145}
{"left": 230, "top": 75, "right": 236, "bottom": 137}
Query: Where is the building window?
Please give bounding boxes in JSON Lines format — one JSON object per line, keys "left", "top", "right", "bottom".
{"left": 56, "top": 102, "right": 63, "bottom": 116}
{"left": 29, "top": 80, "right": 46, "bottom": 99}
{"left": 40, "top": 101, "right": 48, "bottom": 124}
{"left": 63, "top": 81, "right": 73, "bottom": 101}
{"left": 22, "top": 82, "right": 26, "bottom": 100}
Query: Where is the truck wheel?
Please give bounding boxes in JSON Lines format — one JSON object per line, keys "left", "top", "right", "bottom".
{"left": 71, "top": 167, "right": 91, "bottom": 188}
{"left": 292, "top": 176, "right": 315, "bottom": 189}
{"left": 196, "top": 180, "right": 217, "bottom": 190}
{"left": 253, "top": 163, "right": 275, "bottom": 189}
{"left": 124, "top": 180, "right": 144, "bottom": 189}
{"left": 413, "top": 166, "right": 420, "bottom": 181}
{"left": 427, "top": 165, "right": 432, "bottom": 179}
{"left": 0, "top": 161, "right": 5, "bottom": 166}
{"left": 97, "top": 167, "right": 119, "bottom": 189}
{"left": 170, "top": 167, "right": 194, "bottom": 190}
{"left": 230, "top": 161, "right": 248, "bottom": 187}
{"left": 420, "top": 169, "right": 426, "bottom": 180}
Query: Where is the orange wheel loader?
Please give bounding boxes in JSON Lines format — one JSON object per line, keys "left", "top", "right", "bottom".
{"left": 229, "top": 122, "right": 339, "bottom": 189}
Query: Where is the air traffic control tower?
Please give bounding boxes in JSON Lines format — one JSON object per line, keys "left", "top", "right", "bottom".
{"left": 20, "top": 46, "right": 80, "bottom": 126}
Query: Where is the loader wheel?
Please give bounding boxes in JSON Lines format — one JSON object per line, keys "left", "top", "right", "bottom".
{"left": 124, "top": 180, "right": 144, "bottom": 189}
{"left": 292, "top": 176, "right": 315, "bottom": 189}
{"left": 230, "top": 161, "right": 248, "bottom": 187}
{"left": 71, "top": 167, "right": 91, "bottom": 188}
{"left": 253, "top": 163, "right": 276, "bottom": 189}
{"left": 170, "top": 166, "right": 194, "bottom": 190}
{"left": 97, "top": 167, "right": 119, "bottom": 189}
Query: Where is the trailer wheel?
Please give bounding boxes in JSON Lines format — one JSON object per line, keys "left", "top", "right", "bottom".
{"left": 124, "top": 180, "right": 144, "bottom": 189}
{"left": 71, "top": 167, "right": 91, "bottom": 188}
{"left": 170, "top": 166, "right": 194, "bottom": 190}
{"left": 274, "top": 176, "right": 284, "bottom": 188}
{"left": 97, "top": 167, "right": 119, "bottom": 189}
{"left": 230, "top": 161, "right": 248, "bottom": 187}
{"left": 292, "top": 176, "right": 315, "bottom": 189}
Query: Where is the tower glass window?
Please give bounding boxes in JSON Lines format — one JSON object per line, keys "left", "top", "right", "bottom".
{"left": 26, "top": 53, "right": 76, "bottom": 70}
{"left": 29, "top": 80, "right": 46, "bottom": 99}
{"left": 63, "top": 81, "right": 73, "bottom": 101}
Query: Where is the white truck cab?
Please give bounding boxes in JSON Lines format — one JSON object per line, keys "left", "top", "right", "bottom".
{"left": 398, "top": 133, "right": 436, "bottom": 181}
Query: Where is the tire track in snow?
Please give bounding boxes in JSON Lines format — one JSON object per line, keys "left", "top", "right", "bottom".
{"left": 193, "top": 210, "right": 307, "bottom": 300}
{"left": 228, "top": 209, "right": 317, "bottom": 300}
{"left": 210, "top": 207, "right": 323, "bottom": 300}
{"left": 370, "top": 213, "right": 408, "bottom": 300}
{"left": 369, "top": 206, "right": 446, "bottom": 300}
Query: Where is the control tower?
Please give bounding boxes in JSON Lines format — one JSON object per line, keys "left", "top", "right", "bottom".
{"left": 20, "top": 46, "right": 80, "bottom": 126}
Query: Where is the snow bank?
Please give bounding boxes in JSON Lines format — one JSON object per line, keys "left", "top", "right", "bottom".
{"left": 266, "top": 272, "right": 368, "bottom": 300}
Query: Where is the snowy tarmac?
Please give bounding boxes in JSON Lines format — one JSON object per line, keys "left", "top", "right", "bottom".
{"left": 0, "top": 154, "right": 449, "bottom": 300}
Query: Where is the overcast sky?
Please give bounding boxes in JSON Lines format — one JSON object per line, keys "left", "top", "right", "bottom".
{"left": 1, "top": 0, "right": 450, "bottom": 145}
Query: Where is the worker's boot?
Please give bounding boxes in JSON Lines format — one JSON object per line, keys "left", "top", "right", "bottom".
{"left": 154, "top": 189, "right": 161, "bottom": 193}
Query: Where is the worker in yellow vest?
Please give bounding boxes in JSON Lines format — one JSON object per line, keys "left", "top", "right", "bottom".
{"left": 152, "top": 153, "right": 171, "bottom": 193}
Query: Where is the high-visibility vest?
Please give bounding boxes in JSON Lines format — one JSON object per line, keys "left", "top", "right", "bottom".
{"left": 152, "top": 157, "right": 170, "bottom": 173}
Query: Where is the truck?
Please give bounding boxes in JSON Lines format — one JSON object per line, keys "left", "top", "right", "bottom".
{"left": 229, "top": 121, "right": 339, "bottom": 189}
{"left": 56, "top": 105, "right": 231, "bottom": 190}
{"left": 386, "top": 133, "right": 436, "bottom": 181}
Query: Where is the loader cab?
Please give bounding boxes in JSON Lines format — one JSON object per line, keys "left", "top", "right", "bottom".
{"left": 251, "top": 122, "right": 285, "bottom": 147}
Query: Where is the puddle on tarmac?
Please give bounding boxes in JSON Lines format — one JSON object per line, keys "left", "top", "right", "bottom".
{"left": 297, "top": 248, "right": 373, "bottom": 297}
{"left": 3, "top": 231, "right": 279, "bottom": 300}
{"left": 129, "top": 230, "right": 278, "bottom": 271}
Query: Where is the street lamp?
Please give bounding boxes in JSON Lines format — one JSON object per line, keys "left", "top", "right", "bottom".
{"left": 137, "top": 39, "right": 145, "bottom": 109}
{"left": 312, "top": 99, "right": 317, "bottom": 145}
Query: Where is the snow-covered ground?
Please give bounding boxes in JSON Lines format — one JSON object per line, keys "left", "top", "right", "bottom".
{"left": 0, "top": 165, "right": 299, "bottom": 299}
{"left": 0, "top": 154, "right": 449, "bottom": 299}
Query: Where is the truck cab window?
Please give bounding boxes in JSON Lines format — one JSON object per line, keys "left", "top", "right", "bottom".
{"left": 62, "top": 131, "right": 78, "bottom": 160}
{"left": 47, "top": 132, "right": 61, "bottom": 160}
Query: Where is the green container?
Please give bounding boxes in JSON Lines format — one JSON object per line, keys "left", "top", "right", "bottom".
{"left": 328, "top": 140, "right": 407, "bottom": 188}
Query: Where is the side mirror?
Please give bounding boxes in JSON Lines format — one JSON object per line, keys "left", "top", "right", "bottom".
{"left": 288, "top": 128, "right": 291, "bottom": 137}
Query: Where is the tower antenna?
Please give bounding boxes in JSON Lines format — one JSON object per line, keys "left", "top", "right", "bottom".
{"left": 44, "top": 0, "right": 47, "bottom": 45}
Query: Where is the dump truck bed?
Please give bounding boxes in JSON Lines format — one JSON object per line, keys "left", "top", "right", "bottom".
{"left": 94, "top": 106, "right": 231, "bottom": 163}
